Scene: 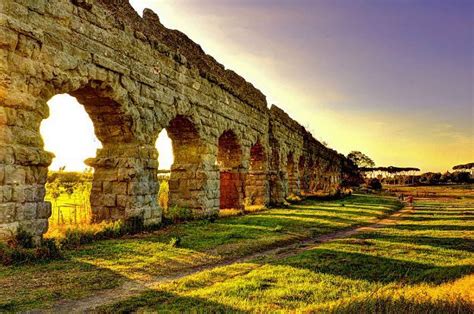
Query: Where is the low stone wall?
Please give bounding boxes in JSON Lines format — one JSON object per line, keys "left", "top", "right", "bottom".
{"left": 0, "top": 0, "right": 354, "bottom": 242}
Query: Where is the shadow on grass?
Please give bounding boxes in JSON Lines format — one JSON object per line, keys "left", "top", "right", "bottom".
{"left": 1, "top": 256, "right": 246, "bottom": 313}
{"left": 400, "top": 216, "right": 473, "bottom": 222}
{"left": 260, "top": 212, "right": 371, "bottom": 225}
{"left": 270, "top": 248, "right": 474, "bottom": 285}
{"left": 356, "top": 233, "right": 474, "bottom": 253}
{"left": 0, "top": 257, "right": 125, "bottom": 312}
{"left": 329, "top": 294, "right": 473, "bottom": 314}
{"left": 408, "top": 211, "right": 474, "bottom": 217}
{"left": 392, "top": 224, "right": 474, "bottom": 231}
{"left": 288, "top": 206, "right": 386, "bottom": 218}
{"left": 219, "top": 214, "right": 354, "bottom": 230}
{"left": 97, "top": 289, "right": 246, "bottom": 313}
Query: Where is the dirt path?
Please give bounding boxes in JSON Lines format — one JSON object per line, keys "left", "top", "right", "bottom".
{"left": 46, "top": 204, "right": 413, "bottom": 313}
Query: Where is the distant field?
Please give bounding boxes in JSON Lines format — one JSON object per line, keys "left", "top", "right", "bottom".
{"left": 46, "top": 193, "right": 92, "bottom": 228}
{"left": 386, "top": 184, "right": 474, "bottom": 198}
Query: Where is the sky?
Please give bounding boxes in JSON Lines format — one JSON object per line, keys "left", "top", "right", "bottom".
{"left": 41, "top": 0, "right": 473, "bottom": 172}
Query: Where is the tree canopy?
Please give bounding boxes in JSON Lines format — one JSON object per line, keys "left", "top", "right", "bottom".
{"left": 453, "top": 162, "right": 474, "bottom": 170}
{"left": 359, "top": 166, "right": 420, "bottom": 174}
{"left": 347, "top": 151, "right": 375, "bottom": 168}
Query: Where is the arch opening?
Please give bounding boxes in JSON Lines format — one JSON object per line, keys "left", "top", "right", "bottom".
{"left": 155, "top": 129, "right": 173, "bottom": 210}
{"left": 40, "top": 94, "right": 100, "bottom": 232}
{"left": 298, "top": 156, "right": 308, "bottom": 194}
{"left": 307, "top": 158, "right": 316, "bottom": 194}
{"left": 245, "top": 141, "right": 268, "bottom": 208}
{"left": 269, "top": 145, "right": 284, "bottom": 205}
{"left": 165, "top": 115, "right": 205, "bottom": 211}
{"left": 286, "top": 152, "right": 297, "bottom": 196}
{"left": 312, "top": 157, "right": 322, "bottom": 192}
{"left": 33, "top": 83, "right": 160, "bottom": 241}
{"left": 218, "top": 130, "right": 244, "bottom": 210}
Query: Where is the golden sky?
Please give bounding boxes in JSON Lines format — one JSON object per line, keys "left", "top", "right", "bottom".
{"left": 41, "top": 0, "right": 474, "bottom": 173}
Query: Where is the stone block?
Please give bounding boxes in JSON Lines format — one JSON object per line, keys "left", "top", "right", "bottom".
{"left": 0, "top": 186, "right": 12, "bottom": 202}
{"left": 103, "top": 194, "right": 117, "bottom": 207}
{"left": 112, "top": 182, "right": 128, "bottom": 195}
{"left": 5, "top": 165, "right": 26, "bottom": 185}
{"left": 16, "top": 202, "right": 36, "bottom": 221}
{"left": 0, "top": 203, "right": 16, "bottom": 224}
{"left": 0, "top": 222, "right": 19, "bottom": 240}
{"left": 11, "top": 186, "right": 25, "bottom": 202}
{"left": 37, "top": 202, "right": 52, "bottom": 219}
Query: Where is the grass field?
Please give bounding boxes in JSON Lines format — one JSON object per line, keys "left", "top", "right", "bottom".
{"left": 99, "top": 186, "right": 474, "bottom": 313}
{"left": 1, "top": 186, "right": 473, "bottom": 312}
{"left": 0, "top": 194, "right": 400, "bottom": 312}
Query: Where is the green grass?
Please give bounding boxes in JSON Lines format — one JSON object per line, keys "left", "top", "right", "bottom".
{"left": 0, "top": 194, "right": 400, "bottom": 312}
{"left": 99, "top": 190, "right": 474, "bottom": 313}
{"left": 46, "top": 192, "right": 92, "bottom": 228}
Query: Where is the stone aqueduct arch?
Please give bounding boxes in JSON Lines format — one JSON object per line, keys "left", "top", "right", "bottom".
{"left": 0, "top": 0, "right": 349, "bottom": 242}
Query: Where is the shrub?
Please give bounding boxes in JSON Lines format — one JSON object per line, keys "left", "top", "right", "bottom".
{"left": 368, "top": 178, "right": 382, "bottom": 191}
{"left": 100, "top": 221, "right": 125, "bottom": 239}
{"left": 123, "top": 216, "right": 145, "bottom": 234}
{"left": 452, "top": 171, "right": 471, "bottom": 183}
{"left": 35, "top": 239, "right": 62, "bottom": 260}
{"left": 0, "top": 230, "right": 62, "bottom": 266}
{"left": 207, "top": 213, "right": 218, "bottom": 223}
{"left": 329, "top": 188, "right": 342, "bottom": 198}
{"left": 219, "top": 209, "right": 244, "bottom": 218}
{"left": 61, "top": 228, "right": 96, "bottom": 248}
{"left": 163, "top": 206, "right": 193, "bottom": 224}
{"left": 286, "top": 194, "right": 302, "bottom": 203}
{"left": 13, "top": 229, "right": 35, "bottom": 249}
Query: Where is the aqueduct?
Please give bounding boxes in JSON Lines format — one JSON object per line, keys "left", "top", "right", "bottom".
{"left": 0, "top": 0, "right": 352, "bottom": 242}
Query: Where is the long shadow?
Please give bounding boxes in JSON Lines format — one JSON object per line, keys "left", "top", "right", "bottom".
{"left": 413, "top": 207, "right": 474, "bottom": 212}
{"left": 331, "top": 294, "right": 473, "bottom": 313}
{"left": 254, "top": 212, "right": 366, "bottom": 225}
{"left": 96, "top": 289, "right": 246, "bottom": 313}
{"left": 392, "top": 224, "right": 474, "bottom": 231}
{"left": 303, "top": 202, "right": 397, "bottom": 211}
{"left": 356, "top": 232, "right": 474, "bottom": 252}
{"left": 0, "top": 254, "right": 244, "bottom": 313}
{"left": 293, "top": 206, "right": 385, "bottom": 218}
{"left": 266, "top": 248, "right": 474, "bottom": 285}
{"left": 409, "top": 211, "right": 474, "bottom": 217}
{"left": 303, "top": 194, "right": 399, "bottom": 207}
{"left": 402, "top": 216, "right": 473, "bottom": 222}
{"left": 0, "top": 257, "right": 125, "bottom": 312}
{"left": 217, "top": 215, "right": 344, "bottom": 230}
{"left": 74, "top": 199, "right": 401, "bottom": 266}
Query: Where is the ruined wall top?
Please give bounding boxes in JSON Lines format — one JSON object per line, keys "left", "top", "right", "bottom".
{"left": 90, "top": 0, "right": 268, "bottom": 112}
{"left": 269, "top": 105, "right": 307, "bottom": 135}
{"left": 86, "top": 0, "right": 345, "bottom": 164}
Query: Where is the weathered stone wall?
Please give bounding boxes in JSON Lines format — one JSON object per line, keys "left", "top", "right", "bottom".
{"left": 0, "top": 0, "right": 351, "bottom": 242}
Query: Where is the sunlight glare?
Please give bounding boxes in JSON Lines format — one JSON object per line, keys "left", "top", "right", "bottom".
{"left": 156, "top": 129, "right": 174, "bottom": 170}
{"left": 40, "top": 94, "right": 102, "bottom": 171}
